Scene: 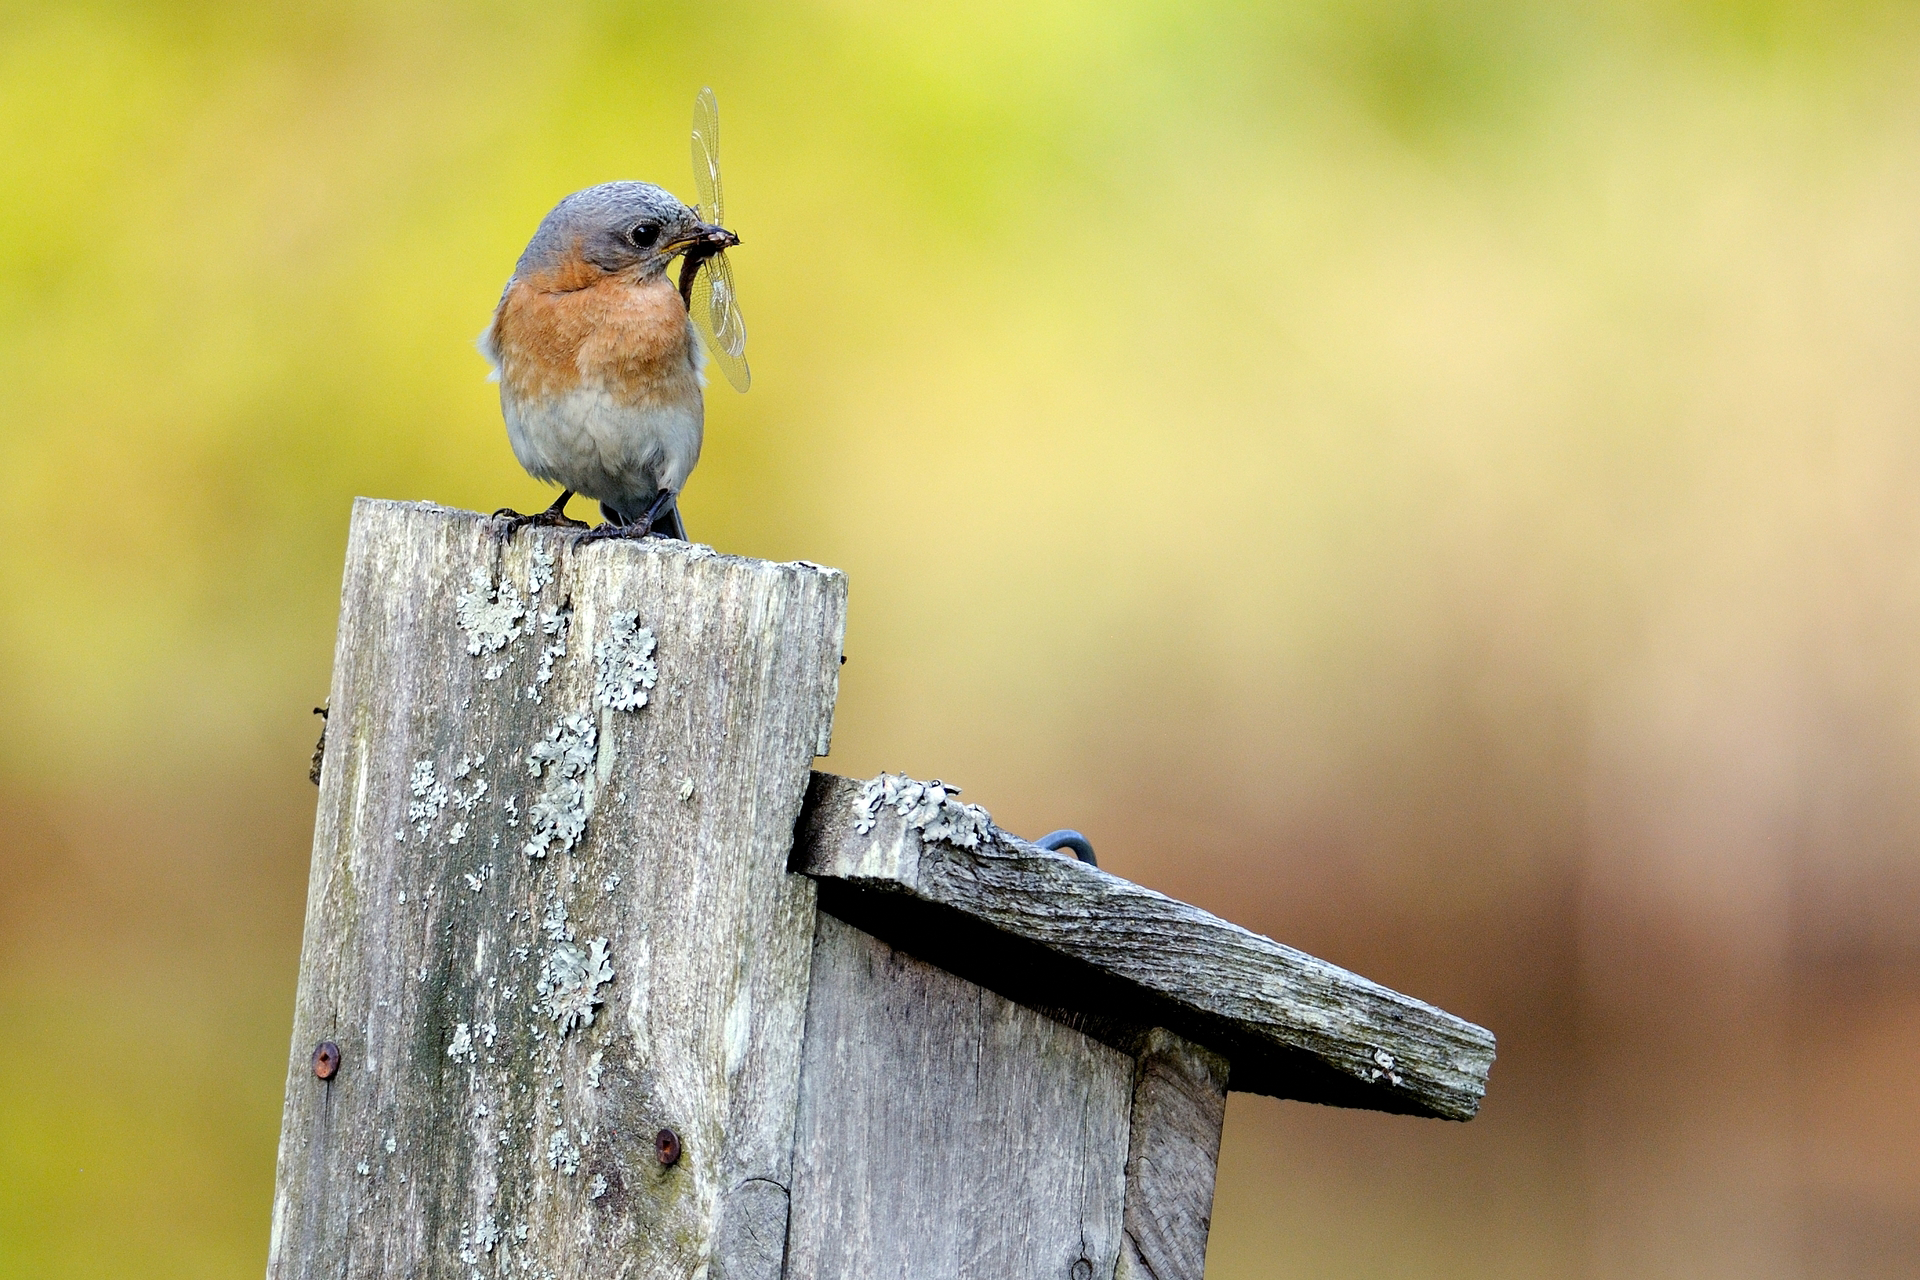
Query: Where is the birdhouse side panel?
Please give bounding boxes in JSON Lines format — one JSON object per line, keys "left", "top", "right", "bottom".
{"left": 784, "top": 914, "right": 1132, "bottom": 1279}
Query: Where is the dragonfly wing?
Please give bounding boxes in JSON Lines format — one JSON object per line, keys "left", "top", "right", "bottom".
{"left": 690, "top": 255, "right": 750, "bottom": 393}
{"left": 688, "top": 89, "right": 745, "bottom": 391}
{"left": 705, "top": 251, "right": 747, "bottom": 358}
{"left": 691, "top": 86, "right": 723, "bottom": 225}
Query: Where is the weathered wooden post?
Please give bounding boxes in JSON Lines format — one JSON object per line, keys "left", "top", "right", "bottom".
{"left": 269, "top": 499, "right": 1495, "bottom": 1280}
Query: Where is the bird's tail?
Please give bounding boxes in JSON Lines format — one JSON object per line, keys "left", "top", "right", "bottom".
{"left": 655, "top": 502, "right": 687, "bottom": 541}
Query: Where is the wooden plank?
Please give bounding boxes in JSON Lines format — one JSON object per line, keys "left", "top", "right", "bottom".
{"left": 1116, "top": 1029, "right": 1229, "bottom": 1280}
{"left": 783, "top": 913, "right": 1132, "bottom": 1280}
{"left": 266, "top": 499, "right": 846, "bottom": 1280}
{"left": 793, "top": 772, "right": 1497, "bottom": 1121}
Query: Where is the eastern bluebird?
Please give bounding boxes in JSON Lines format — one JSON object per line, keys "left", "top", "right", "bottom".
{"left": 480, "top": 181, "right": 739, "bottom": 541}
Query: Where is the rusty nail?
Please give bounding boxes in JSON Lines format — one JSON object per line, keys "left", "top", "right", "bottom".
{"left": 312, "top": 1041, "right": 341, "bottom": 1080}
{"left": 655, "top": 1127, "right": 681, "bottom": 1166}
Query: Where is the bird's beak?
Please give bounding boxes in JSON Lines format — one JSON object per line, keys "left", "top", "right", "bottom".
{"left": 667, "top": 222, "right": 740, "bottom": 254}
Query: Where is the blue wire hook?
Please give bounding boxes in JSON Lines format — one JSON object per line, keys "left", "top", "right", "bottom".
{"left": 1032, "top": 829, "right": 1097, "bottom": 868}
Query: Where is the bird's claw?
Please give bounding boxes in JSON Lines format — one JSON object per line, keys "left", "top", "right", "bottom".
{"left": 573, "top": 489, "right": 682, "bottom": 546}
{"left": 572, "top": 521, "right": 671, "bottom": 546}
{"left": 492, "top": 508, "right": 589, "bottom": 532}
{"left": 491, "top": 493, "right": 588, "bottom": 540}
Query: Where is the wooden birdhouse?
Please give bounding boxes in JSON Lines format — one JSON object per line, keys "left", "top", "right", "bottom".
{"left": 267, "top": 500, "right": 1495, "bottom": 1280}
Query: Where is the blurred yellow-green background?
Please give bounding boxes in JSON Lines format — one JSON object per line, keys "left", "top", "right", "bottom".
{"left": 5, "top": 1, "right": 1920, "bottom": 1275}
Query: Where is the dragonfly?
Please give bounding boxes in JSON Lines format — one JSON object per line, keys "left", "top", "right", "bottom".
{"left": 681, "top": 87, "right": 750, "bottom": 393}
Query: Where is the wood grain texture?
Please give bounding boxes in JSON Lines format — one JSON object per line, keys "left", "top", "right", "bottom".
{"left": 1116, "top": 1029, "right": 1229, "bottom": 1280}
{"left": 794, "top": 772, "right": 1497, "bottom": 1121}
{"left": 784, "top": 913, "right": 1132, "bottom": 1280}
{"left": 267, "top": 499, "right": 845, "bottom": 1280}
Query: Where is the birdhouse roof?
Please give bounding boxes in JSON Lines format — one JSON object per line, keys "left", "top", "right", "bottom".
{"left": 793, "top": 771, "right": 1496, "bottom": 1121}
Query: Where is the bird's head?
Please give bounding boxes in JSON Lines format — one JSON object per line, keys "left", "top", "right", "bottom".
{"left": 514, "top": 181, "right": 738, "bottom": 285}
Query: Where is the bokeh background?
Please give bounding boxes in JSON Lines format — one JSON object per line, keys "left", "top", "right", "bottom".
{"left": 4, "top": 1, "right": 1919, "bottom": 1275}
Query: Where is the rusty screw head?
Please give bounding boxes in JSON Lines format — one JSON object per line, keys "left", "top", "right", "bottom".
{"left": 312, "top": 1041, "right": 341, "bottom": 1080}
{"left": 654, "top": 1127, "right": 681, "bottom": 1166}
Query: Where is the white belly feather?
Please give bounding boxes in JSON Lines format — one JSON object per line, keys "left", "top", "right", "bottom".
{"left": 501, "top": 385, "right": 704, "bottom": 513}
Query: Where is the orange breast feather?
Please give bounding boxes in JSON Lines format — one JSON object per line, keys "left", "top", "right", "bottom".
{"left": 494, "top": 262, "right": 695, "bottom": 407}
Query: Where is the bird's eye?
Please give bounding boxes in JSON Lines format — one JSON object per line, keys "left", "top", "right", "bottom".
{"left": 628, "top": 224, "right": 660, "bottom": 249}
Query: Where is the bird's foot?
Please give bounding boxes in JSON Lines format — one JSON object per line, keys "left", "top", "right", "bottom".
{"left": 492, "top": 491, "right": 587, "bottom": 539}
{"left": 573, "top": 490, "right": 682, "bottom": 546}
{"left": 572, "top": 519, "right": 671, "bottom": 546}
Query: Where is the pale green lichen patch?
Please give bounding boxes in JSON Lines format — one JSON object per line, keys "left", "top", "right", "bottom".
{"left": 454, "top": 570, "right": 527, "bottom": 660}
{"left": 538, "top": 937, "right": 613, "bottom": 1034}
{"left": 457, "top": 1213, "right": 503, "bottom": 1265}
{"left": 853, "top": 772, "right": 996, "bottom": 849}
{"left": 408, "top": 761, "right": 448, "bottom": 838}
{"left": 450, "top": 772, "right": 488, "bottom": 812}
{"left": 545, "top": 1126, "right": 581, "bottom": 1175}
{"left": 541, "top": 895, "right": 573, "bottom": 942}
{"left": 1368, "top": 1048, "right": 1405, "bottom": 1087}
{"left": 522, "top": 715, "right": 596, "bottom": 860}
{"left": 527, "top": 606, "right": 571, "bottom": 702}
{"left": 528, "top": 546, "right": 557, "bottom": 594}
{"left": 593, "top": 611, "right": 658, "bottom": 711}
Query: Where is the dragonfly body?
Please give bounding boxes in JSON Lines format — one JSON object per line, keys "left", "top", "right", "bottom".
{"left": 484, "top": 91, "right": 748, "bottom": 540}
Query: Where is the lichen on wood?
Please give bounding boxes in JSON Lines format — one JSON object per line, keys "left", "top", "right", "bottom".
{"left": 538, "top": 937, "right": 613, "bottom": 1034}
{"left": 851, "top": 772, "right": 994, "bottom": 850}
{"left": 593, "top": 610, "right": 659, "bottom": 711}
{"left": 521, "top": 713, "right": 596, "bottom": 861}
